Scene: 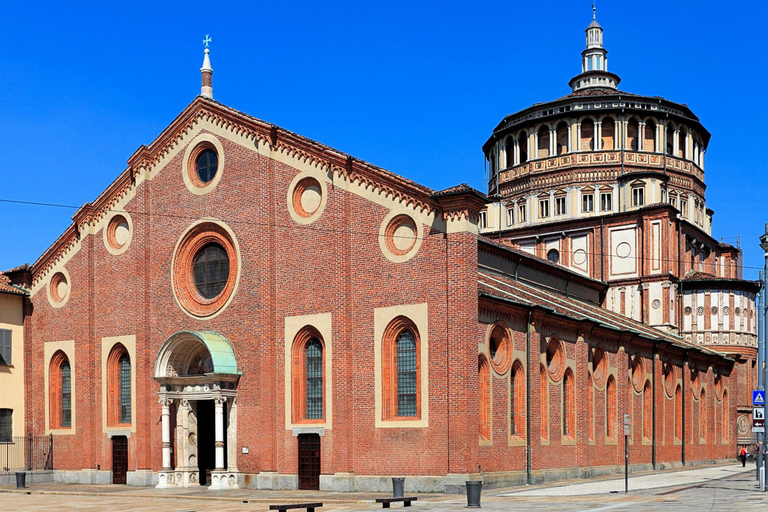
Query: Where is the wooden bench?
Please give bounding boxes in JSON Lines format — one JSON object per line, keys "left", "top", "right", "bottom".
{"left": 375, "top": 497, "right": 418, "bottom": 508}
{"left": 268, "top": 503, "right": 323, "bottom": 512}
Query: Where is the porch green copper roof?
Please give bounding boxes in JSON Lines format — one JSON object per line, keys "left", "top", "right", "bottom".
{"left": 184, "top": 330, "right": 241, "bottom": 375}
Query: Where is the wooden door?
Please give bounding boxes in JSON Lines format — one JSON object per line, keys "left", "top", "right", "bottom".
{"left": 298, "top": 434, "right": 320, "bottom": 490}
{"left": 112, "top": 436, "right": 128, "bottom": 484}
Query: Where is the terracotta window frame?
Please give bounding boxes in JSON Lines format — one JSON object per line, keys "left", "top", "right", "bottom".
{"left": 587, "top": 373, "right": 595, "bottom": 442}
{"left": 510, "top": 360, "right": 525, "bottom": 438}
{"left": 606, "top": 375, "right": 616, "bottom": 440}
{"left": 49, "top": 351, "right": 72, "bottom": 430}
{"left": 643, "top": 381, "right": 652, "bottom": 440}
{"left": 699, "top": 388, "right": 707, "bottom": 443}
{"left": 674, "top": 384, "right": 682, "bottom": 441}
{"left": 107, "top": 344, "right": 131, "bottom": 427}
{"left": 563, "top": 369, "right": 575, "bottom": 440}
{"left": 291, "top": 327, "right": 326, "bottom": 425}
{"left": 479, "top": 355, "right": 491, "bottom": 441}
{"left": 540, "top": 364, "right": 549, "bottom": 441}
{"left": 381, "top": 317, "right": 421, "bottom": 421}
{"left": 722, "top": 390, "right": 729, "bottom": 442}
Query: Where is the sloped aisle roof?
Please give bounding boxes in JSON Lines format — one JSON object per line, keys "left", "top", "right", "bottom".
{"left": 478, "top": 269, "right": 728, "bottom": 361}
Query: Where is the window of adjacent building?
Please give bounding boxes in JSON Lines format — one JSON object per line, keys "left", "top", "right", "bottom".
{"left": 0, "top": 329, "right": 11, "bottom": 365}
{"left": 479, "top": 211, "right": 487, "bottom": 229}
{"left": 670, "top": 194, "right": 677, "bottom": 209}
{"left": 107, "top": 344, "right": 131, "bottom": 426}
{"left": 0, "top": 409, "right": 11, "bottom": 442}
{"left": 292, "top": 330, "right": 326, "bottom": 423}
{"left": 680, "top": 199, "right": 688, "bottom": 217}
{"left": 539, "top": 198, "right": 550, "bottom": 218}
{"left": 632, "top": 187, "right": 644, "bottom": 207}
{"left": 506, "top": 207, "right": 514, "bottom": 226}
{"left": 49, "top": 351, "right": 72, "bottom": 429}
{"left": 582, "top": 193, "right": 594, "bottom": 213}
{"left": 600, "top": 192, "right": 612, "bottom": 212}
{"left": 555, "top": 197, "right": 566, "bottom": 216}
{"left": 518, "top": 202, "right": 527, "bottom": 223}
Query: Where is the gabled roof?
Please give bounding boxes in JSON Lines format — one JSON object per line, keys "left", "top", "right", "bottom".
{"left": 478, "top": 268, "right": 731, "bottom": 362}
{"left": 0, "top": 273, "right": 27, "bottom": 296}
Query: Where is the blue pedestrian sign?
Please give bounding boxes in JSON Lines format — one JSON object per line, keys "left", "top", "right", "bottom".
{"left": 754, "top": 390, "right": 765, "bottom": 406}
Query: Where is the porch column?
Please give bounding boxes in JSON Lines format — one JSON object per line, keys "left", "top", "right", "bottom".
{"left": 214, "top": 397, "right": 226, "bottom": 470}
{"left": 161, "top": 398, "right": 172, "bottom": 470}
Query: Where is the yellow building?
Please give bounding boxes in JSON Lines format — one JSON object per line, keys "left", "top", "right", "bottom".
{"left": 1, "top": 266, "right": 28, "bottom": 466}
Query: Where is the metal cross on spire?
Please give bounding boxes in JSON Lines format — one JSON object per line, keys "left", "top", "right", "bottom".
{"left": 592, "top": 2, "right": 596, "bottom": 20}
{"left": 203, "top": 34, "right": 212, "bottom": 48}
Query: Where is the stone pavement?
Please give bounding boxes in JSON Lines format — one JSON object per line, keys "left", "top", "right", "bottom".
{"left": 0, "top": 463, "right": 766, "bottom": 511}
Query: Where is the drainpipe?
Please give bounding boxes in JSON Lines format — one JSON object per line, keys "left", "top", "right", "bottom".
{"left": 652, "top": 342, "right": 658, "bottom": 470}
{"left": 600, "top": 216, "right": 605, "bottom": 281}
{"left": 526, "top": 308, "right": 533, "bottom": 485}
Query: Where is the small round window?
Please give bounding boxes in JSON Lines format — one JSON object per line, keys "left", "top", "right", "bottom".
{"left": 192, "top": 243, "right": 230, "bottom": 299}
{"left": 196, "top": 149, "right": 218, "bottom": 184}
{"left": 547, "top": 249, "right": 560, "bottom": 264}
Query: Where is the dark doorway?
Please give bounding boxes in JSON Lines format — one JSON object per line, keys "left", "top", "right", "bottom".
{"left": 112, "top": 435, "right": 128, "bottom": 484}
{"left": 196, "top": 400, "right": 216, "bottom": 485}
{"left": 298, "top": 433, "right": 321, "bottom": 490}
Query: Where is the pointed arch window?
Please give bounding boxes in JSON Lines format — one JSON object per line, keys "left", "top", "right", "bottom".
{"left": 675, "top": 384, "right": 682, "bottom": 440}
{"left": 643, "top": 381, "right": 652, "bottom": 439}
{"left": 563, "top": 369, "right": 575, "bottom": 438}
{"left": 510, "top": 361, "right": 525, "bottom": 437}
{"left": 479, "top": 355, "right": 491, "bottom": 440}
{"left": 540, "top": 364, "right": 549, "bottom": 440}
{"left": 606, "top": 376, "right": 616, "bottom": 439}
{"left": 107, "top": 344, "right": 132, "bottom": 426}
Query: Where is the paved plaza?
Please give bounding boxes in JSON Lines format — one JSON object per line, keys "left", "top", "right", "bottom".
{"left": 0, "top": 463, "right": 765, "bottom": 511}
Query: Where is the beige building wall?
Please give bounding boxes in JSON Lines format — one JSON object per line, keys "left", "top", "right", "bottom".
{"left": 0, "top": 293, "right": 25, "bottom": 437}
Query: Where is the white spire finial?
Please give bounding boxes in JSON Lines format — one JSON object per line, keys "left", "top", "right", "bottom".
{"left": 592, "top": 2, "right": 596, "bottom": 20}
{"left": 200, "top": 35, "right": 213, "bottom": 99}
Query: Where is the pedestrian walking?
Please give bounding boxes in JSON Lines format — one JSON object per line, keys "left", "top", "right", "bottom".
{"left": 739, "top": 446, "right": 748, "bottom": 467}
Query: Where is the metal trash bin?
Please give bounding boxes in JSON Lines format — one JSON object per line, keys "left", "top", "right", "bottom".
{"left": 392, "top": 477, "right": 405, "bottom": 497}
{"left": 466, "top": 480, "right": 482, "bottom": 508}
{"left": 15, "top": 472, "right": 26, "bottom": 489}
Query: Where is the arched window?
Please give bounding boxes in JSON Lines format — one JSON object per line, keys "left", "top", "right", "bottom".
{"left": 722, "top": 389, "right": 729, "bottom": 441}
{"left": 382, "top": 317, "right": 421, "bottom": 420}
{"left": 644, "top": 120, "right": 657, "bottom": 152}
{"left": 643, "top": 381, "right": 652, "bottom": 439}
{"left": 505, "top": 137, "right": 515, "bottom": 168}
{"left": 537, "top": 126, "right": 550, "bottom": 159}
{"left": 107, "top": 344, "right": 131, "bottom": 426}
{"left": 666, "top": 124, "right": 675, "bottom": 155}
{"left": 675, "top": 384, "right": 682, "bottom": 440}
{"left": 627, "top": 119, "right": 639, "bottom": 151}
{"left": 677, "top": 128, "right": 686, "bottom": 158}
{"left": 540, "top": 364, "right": 549, "bottom": 440}
{"left": 510, "top": 360, "right": 525, "bottom": 437}
{"left": 49, "top": 351, "right": 72, "bottom": 429}
{"left": 292, "top": 329, "right": 326, "bottom": 423}
{"left": 606, "top": 376, "right": 616, "bottom": 439}
{"left": 587, "top": 374, "right": 594, "bottom": 441}
{"left": 479, "top": 355, "right": 490, "bottom": 440}
{"left": 563, "top": 369, "right": 575, "bottom": 438}
{"left": 556, "top": 122, "right": 569, "bottom": 155}
{"left": 581, "top": 119, "right": 595, "bottom": 151}
{"left": 601, "top": 117, "right": 615, "bottom": 150}
{"left": 518, "top": 133, "right": 528, "bottom": 163}
{"left": 699, "top": 388, "right": 706, "bottom": 440}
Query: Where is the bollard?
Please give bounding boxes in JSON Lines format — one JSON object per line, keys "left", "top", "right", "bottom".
{"left": 392, "top": 477, "right": 405, "bottom": 498}
{"left": 466, "top": 480, "right": 482, "bottom": 508}
{"left": 761, "top": 467, "right": 766, "bottom": 492}
{"left": 15, "top": 472, "right": 26, "bottom": 489}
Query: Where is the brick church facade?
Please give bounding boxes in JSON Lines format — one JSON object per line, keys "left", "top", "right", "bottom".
{"left": 1, "top": 14, "right": 754, "bottom": 492}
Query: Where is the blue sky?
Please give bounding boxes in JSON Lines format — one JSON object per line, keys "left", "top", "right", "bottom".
{"left": 2, "top": 0, "right": 767, "bottom": 279}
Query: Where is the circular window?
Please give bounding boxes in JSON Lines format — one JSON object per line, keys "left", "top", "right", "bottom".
{"left": 690, "top": 368, "right": 701, "bottom": 400}
{"left": 711, "top": 306, "right": 718, "bottom": 315}
{"left": 684, "top": 306, "right": 692, "bottom": 315}
{"left": 50, "top": 271, "right": 70, "bottom": 304}
{"left": 104, "top": 213, "right": 133, "bottom": 254}
{"left": 547, "top": 249, "right": 560, "bottom": 264}
{"left": 196, "top": 149, "right": 218, "bottom": 184}
{"left": 631, "top": 355, "right": 645, "bottom": 393}
{"left": 487, "top": 323, "right": 512, "bottom": 374}
{"left": 379, "top": 212, "right": 423, "bottom": 263}
{"left": 292, "top": 177, "right": 323, "bottom": 218}
{"left": 182, "top": 134, "right": 226, "bottom": 195}
{"left": 192, "top": 243, "right": 230, "bottom": 299}
{"left": 723, "top": 306, "right": 730, "bottom": 315}
{"left": 663, "top": 362, "right": 676, "bottom": 398}
{"left": 697, "top": 306, "right": 704, "bottom": 316}
{"left": 591, "top": 347, "right": 608, "bottom": 387}
{"left": 172, "top": 221, "right": 240, "bottom": 318}
{"left": 545, "top": 337, "right": 565, "bottom": 382}
{"left": 652, "top": 299, "right": 661, "bottom": 309}
{"left": 735, "top": 307, "right": 741, "bottom": 316}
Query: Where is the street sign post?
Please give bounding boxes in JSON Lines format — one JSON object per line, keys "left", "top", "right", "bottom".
{"left": 623, "top": 413, "right": 631, "bottom": 494}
